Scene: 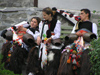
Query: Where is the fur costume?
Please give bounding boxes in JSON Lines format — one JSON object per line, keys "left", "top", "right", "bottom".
{"left": 1, "top": 41, "right": 12, "bottom": 69}
{"left": 26, "top": 47, "right": 44, "bottom": 75}
{"left": 57, "top": 36, "right": 93, "bottom": 75}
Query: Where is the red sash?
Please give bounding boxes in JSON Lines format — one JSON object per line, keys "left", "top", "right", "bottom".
{"left": 17, "top": 31, "right": 26, "bottom": 39}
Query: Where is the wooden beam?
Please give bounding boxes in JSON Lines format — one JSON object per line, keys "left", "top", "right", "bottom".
{"left": 34, "top": 0, "right": 38, "bottom": 7}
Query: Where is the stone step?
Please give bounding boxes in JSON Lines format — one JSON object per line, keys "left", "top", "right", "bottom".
{"left": 61, "top": 26, "right": 73, "bottom": 30}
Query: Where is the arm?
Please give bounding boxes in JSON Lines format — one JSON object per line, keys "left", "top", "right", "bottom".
{"left": 36, "top": 21, "right": 44, "bottom": 45}
{"left": 7, "top": 21, "right": 29, "bottom": 30}
{"left": 38, "top": 21, "right": 43, "bottom": 38}
{"left": 92, "top": 23, "right": 98, "bottom": 37}
{"left": 18, "top": 25, "right": 40, "bottom": 40}
{"left": 15, "top": 21, "right": 29, "bottom": 28}
{"left": 26, "top": 29, "right": 40, "bottom": 40}
{"left": 71, "top": 24, "right": 76, "bottom": 33}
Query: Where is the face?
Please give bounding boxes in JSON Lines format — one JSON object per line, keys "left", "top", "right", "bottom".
{"left": 42, "top": 12, "right": 51, "bottom": 20}
{"left": 30, "top": 18, "right": 38, "bottom": 28}
{"left": 80, "top": 11, "right": 89, "bottom": 21}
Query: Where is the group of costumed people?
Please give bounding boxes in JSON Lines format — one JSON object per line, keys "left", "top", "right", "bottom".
{"left": 0, "top": 6, "right": 98, "bottom": 75}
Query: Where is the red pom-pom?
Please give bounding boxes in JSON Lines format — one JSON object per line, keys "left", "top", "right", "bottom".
{"left": 76, "top": 56, "right": 79, "bottom": 61}
{"left": 69, "top": 54, "right": 72, "bottom": 57}
{"left": 73, "top": 65, "right": 77, "bottom": 70}
{"left": 70, "top": 49, "right": 73, "bottom": 53}
{"left": 77, "top": 62, "right": 80, "bottom": 67}
{"left": 69, "top": 57, "right": 71, "bottom": 59}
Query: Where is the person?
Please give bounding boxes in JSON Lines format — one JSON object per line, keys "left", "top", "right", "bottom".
{"left": 1, "top": 17, "right": 41, "bottom": 42}
{"left": 33, "top": 7, "right": 61, "bottom": 71}
{"left": 71, "top": 8, "right": 98, "bottom": 37}
{"left": 0, "top": 17, "right": 41, "bottom": 74}
{"left": 17, "top": 17, "right": 41, "bottom": 41}
{"left": 1, "top": 17, "right": 41, "bottom": 50}
{"left": 36, "top": 7, "right": 61, "bottom": 45}
{"left": 60, "top": 9, "right": 98, "bottom": 75}
{"left": 15, "top": 17, "right": 41, "bottom": 51}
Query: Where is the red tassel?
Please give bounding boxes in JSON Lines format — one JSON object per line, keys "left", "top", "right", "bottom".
{"left": 73, "top": 65, "right": 77, "bottom": 70}
{"left": 69, "top": 57, "right": 71, "bottom": 59}
{"left": 76, "top": 56, "right": 79, "bottom": 61}
{"left": 77, "top": 62, "right": 80, "bottom": 67}
{"left": 69, "top": 54, "right": 72, "bottom": 57}
{"left": 70, "top": 49, "right": 73, "bottom": 53}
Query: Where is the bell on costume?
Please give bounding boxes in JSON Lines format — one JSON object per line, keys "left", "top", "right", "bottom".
{"left": 23, "top": 34, "right": 36, "bottom": 46}
{"left": 83, "top": 32, "right": 97, "bottom": 42}
{"left": 5, "top": 30, "right": 13, "bottom": 41}
{"left": 65, "top": 33, "right": 78, "bottom": 43}
{"left": 51, "top": 38, "right": 62, "bottom": 46}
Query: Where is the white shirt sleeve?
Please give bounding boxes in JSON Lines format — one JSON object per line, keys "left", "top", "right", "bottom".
{"left": 38, "top": 21, "right": 44, "bottom": 38}
{"left": 7, "top": 21, "right": 29, "bottom": 30}
{"left": 26, "top": 29, "right": 40, "bottom": 40}
{"left": 92, "top": 23, "right": 98, "bottom": 37}
{"left": 15, "top": 21, "right": 29, "bottom": 28}
{"left": 71, "top": 24, "right": 76, "bottom": 33}
{"left": 51, "top": 20, "right": 61, "bottom": 39}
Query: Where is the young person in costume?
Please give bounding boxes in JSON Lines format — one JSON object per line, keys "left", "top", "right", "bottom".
{"left": 1, "top": 17, "right": 41, "bottom": 47}
{"left": 71, "top": 9, "right": 98, "bottom": 37}
{"left": 1, "top": 17, "right": 41, "bottom": 74}
{"left": 17, "top": 17, "right": 41, "bottom": 41}
{"left": 58, "top": 9, "right": 98, "bottom": 75}
{"left": 37, "top": 7, "right": 61, "bottom": 45}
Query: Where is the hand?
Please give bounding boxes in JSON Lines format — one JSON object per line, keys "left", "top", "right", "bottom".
{"left": 76, "top": 30, "right": 87, "bottom": 36}
{"left": 18, "top": 25, "right": 27, "bottom": 31}
{"left": 36, "top": 36, "right": 41, "bottom": 45}
{"left": 46, "top": 37, "right": 52, "bottom": 43}
{"left": 81, "top": 31, "right": 87, "bottom": 35}
{"left": 76, "top": 31, "right": 82, "bottom": 36}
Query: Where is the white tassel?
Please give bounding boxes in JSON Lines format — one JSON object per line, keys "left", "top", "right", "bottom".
{"left": 10, "top": 27, "right": 23, "bottom": 45}
{"left": 28, "top": 72, "right": 34, "bottom": 75}
{"left": 72, "top": 59, "right": 77, "bottom": 64}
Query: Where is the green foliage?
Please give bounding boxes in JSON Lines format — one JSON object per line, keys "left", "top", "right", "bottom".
{"left": 0, "top": 54, "right": 22, "bottom": 75}
{"left": 93, "top": 10, "right": 96, "bottom": 13}
{"left": 89, "top": 20, "right": 100, "bottom": 75}
{"left": 89, "top": 38, "right": 100, "bottom": 75}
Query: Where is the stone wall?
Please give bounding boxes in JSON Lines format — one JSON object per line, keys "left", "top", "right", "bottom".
{"left": 0, "top": 0, "right": 34, "bottom": 7}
